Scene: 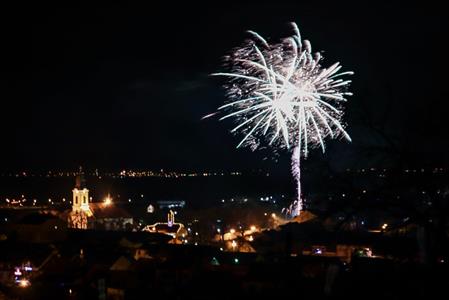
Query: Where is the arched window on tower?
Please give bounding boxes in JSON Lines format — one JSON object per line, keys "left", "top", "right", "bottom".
{"left": 75, "top": 196, "right": 78, "bottom": 205}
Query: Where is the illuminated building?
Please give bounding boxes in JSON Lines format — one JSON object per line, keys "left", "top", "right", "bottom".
{"left": 142, "top": 210, "right": 186, "bottom": 239}
{"left": 68, "top": 168, "right": 92, "bottom": 229}
{"left": 68, "top": 169, "right": 133, "bottom": 230}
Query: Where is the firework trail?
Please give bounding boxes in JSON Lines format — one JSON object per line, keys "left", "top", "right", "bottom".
{"left": 208, "top": 22, "right": 353, "bottom": 217}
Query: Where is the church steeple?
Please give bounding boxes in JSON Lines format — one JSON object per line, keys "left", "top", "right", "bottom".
{"left": 75, "top": 166, "right": 86, "bottom": 189}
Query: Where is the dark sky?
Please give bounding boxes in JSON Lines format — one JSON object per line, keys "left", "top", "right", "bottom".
{"left": 2, "top": 2, "right": 448, "bottom": 172}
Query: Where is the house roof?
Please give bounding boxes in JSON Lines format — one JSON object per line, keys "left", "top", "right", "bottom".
{"left": 110, "top": 255, "right": 134, "bottom": 271}
{"left": 154, "top": 223, "right": 181, "bottom": 234}
{"left": 290, "top": 210, "right": 317, "bottom": 224}
{"left": 19, "top": 213, "right": 60, "bottom": 225}
{"left": 0, "top": 241, "right": 55, "bottom": 266}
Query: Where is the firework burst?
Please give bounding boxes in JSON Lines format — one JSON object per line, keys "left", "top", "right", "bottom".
{"left": 208, "top": 22, "right": 353, "bottom": 217}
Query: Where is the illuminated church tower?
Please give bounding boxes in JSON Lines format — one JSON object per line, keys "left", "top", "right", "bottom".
{"left": 72, "top": 168, "right": 90, "bottom": 213}
{"left": 69, "top": 167, "right": 93, "bottom": 229}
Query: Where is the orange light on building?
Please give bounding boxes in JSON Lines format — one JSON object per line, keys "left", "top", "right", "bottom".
{"left": 18, "top": 279, "right": 30, "bottom": 288}
{"left": 104, "top": 196, "right": 112, "bottom": 206}
{"left": 231, "top": 240, "right": 237, "bottom": 250}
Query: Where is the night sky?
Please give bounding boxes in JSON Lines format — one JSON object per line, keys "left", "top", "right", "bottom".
{"left": 2, "top": 2, "right": 448, "bottom": 172}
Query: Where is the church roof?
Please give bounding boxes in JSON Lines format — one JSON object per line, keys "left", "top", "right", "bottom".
{"left": 90, "top": 203, "right": 132, "bottom": 219}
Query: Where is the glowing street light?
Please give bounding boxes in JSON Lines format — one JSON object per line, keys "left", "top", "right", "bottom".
{"left": 231, "top": 240, "right": 237, "bottom": 251}
{"left": 104, "top": 196, "right": 112, "bottom": 206}
{"left": 18, "top": 279, "right": 30, "bottom": 288}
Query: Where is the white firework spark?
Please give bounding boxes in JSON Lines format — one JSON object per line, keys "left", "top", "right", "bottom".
{"left": 209, "top": 23, "right": 353, "bottom": 217}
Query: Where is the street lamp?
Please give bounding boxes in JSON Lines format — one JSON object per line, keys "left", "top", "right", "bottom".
{"left": 231, "top": 240, "right": 237, "bottom": 251}
{"left": 104, "top": 196, "right": 112, "bottom": 206}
